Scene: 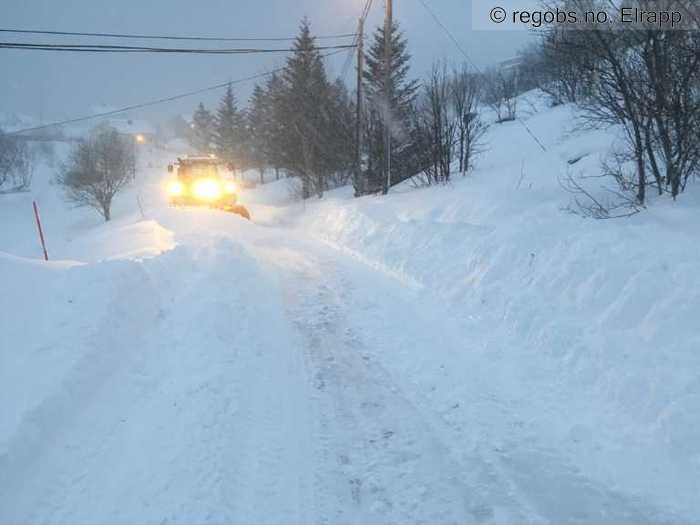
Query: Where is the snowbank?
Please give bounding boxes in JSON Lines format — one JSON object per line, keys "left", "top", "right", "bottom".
{"left": 0, "top": 144, "right": 178, "bottom": 452}
{"left": 0, "top": 251, "right": 145, "bottom": 452}
{"left": 240, "top": 177, "right": 303, "bottom": 226}
{"left": 299, "top": 100, "right": 700, "bottom": 517}
{"left": 0, "top": 141, "right": 176, "bottom": 262}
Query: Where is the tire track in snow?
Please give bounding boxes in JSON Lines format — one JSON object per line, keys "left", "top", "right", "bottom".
{"left": 267, "top": 244, "right": 526, "bottom": 525}
{"left": 302, "top": 235, "right": 691, "bottom": 525}
{"left": 256, "top": 233, "right": 690, "bottom": 525}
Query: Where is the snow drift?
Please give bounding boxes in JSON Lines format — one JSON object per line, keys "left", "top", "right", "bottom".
{"left": 299, "top": 99, "right": 700, "bottom": 517}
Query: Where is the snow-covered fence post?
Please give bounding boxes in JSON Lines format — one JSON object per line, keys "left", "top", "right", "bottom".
{"left": 32, "top": 200, "right": 49, "bottom": 261}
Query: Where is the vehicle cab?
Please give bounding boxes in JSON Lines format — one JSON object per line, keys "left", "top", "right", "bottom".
{"left": 166, "top": 156, "right": 238, "bottom": 206}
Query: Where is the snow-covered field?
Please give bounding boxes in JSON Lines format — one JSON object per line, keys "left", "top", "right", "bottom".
{"left": 1, "top": 96, "right": 698, "bottom": 524}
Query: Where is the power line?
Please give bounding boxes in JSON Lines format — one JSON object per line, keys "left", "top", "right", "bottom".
{"left": 338, "top": 0, "right": 374, "bottom": 82}
{"left": 9, "top": 48, "right": 349, "bottom": 136}
{"left": 0, "top": 27, "right": 357, "bottom": 42}
{"left": 338, "top": 36, "right": 359, "bottom": 81}
{"left": 0, "top": 41, "right": 356, "bottom": 55}
{"left": 415, "top": 0, "right": 548, "bottom": 153}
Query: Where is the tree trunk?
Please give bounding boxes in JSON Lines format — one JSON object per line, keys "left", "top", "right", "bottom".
{"left": 458, "top": 128, "right": 465, "bottom": 175}
{"left": 644, "top": 121, "right": 663, "bottom": 195}
{"left": 633, "top": 128, "right": 646, "bottom": 205}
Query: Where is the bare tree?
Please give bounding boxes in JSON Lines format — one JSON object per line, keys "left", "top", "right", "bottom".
{"left": 563, "top": 0, "right": 700, "bottom": 203}
{"left": 638, "top": 28, "right": 700, "bottom": 198}
{"left": 407, "top": 63, "right": 490, "bottom": 186}
{"left": 451, "top": 67, "right": 487, "bottom": 175}
{"left": 0, "top": 130, "right": 33, "bottom": 192}
{"left": 419, "top": 63, "right": 457, "bottom": 182}
{"left": 518, "top": 29, "right": 591, "bottom": 106}
{"left": 415, "top": 63, "right": 456, "bottom": 184}
{"left": 57, "top": 126, "right": 135, "bottom": 221}
{"left": 483, "top": 67, "right": 519, "bottom": 123}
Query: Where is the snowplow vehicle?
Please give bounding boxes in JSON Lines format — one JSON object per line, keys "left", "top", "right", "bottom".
{"left": 166, "top": 156, "right": 250, "bottom": 219}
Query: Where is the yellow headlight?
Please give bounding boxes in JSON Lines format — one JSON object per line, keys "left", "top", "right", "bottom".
{"left": 224, "top": 181, "right": 238, "bottom": 194}
{"left": 168, "top": 180, "right": 184, "bottom": 196}
{"left": 192, "top": 178, "right": 222, "bottom": 201}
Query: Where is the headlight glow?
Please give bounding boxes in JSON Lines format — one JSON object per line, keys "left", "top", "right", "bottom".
{"left": 192, "top": 178, "right": 222, "bottom": 201}
{"left": 224, "top": 181, "right": 238, "bottom": 193}
{"left": 168, "top": 180, "right": 185, "bottom": 196}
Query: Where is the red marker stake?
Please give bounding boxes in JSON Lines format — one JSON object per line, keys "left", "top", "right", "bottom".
{"left": 32, "top": 200, "right": 48, "bottom": 261}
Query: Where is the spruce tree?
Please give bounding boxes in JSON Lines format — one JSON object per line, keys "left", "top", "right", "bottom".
{"left": 280, "top": 18, "right": 333, "bottom": 198}
{"left": 361, "top": 22, "right": 419, "bottom": 193}
{"left": 325, "top": 78, "right": 355, "bottom": 185}
{"left": 214, "top": 84, "right": 246, "bottom": 171}
{"left": 190, "top": 103, "right": 215, "bottom": 153}
{"left": 364, "top": 22, "right": 418, "bottom": 122}
{"left": 247, "top": 84, "right": 269, "bottom": 183}
{"left": 264, "top": 73, "right": 288, "bottom": 180}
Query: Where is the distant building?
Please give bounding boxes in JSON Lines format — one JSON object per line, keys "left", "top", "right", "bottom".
{"left": 109, "top": 118, "right": 157, "bottom": 145}
{"left": 85, "top": 106, "right": 157, "bottom": 144}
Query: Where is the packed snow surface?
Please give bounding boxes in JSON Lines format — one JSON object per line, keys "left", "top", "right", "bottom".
{"left": 1, "top": 97, "right": 698, "bottom": 524}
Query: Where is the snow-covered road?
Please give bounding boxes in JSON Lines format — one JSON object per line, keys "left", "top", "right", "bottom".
{"left": 1, "top": 198, "right": 688, "bottom": 524}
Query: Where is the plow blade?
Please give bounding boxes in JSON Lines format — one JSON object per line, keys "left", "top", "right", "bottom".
{"left": 220, "top": 203, "right": 251, "bottom": 220}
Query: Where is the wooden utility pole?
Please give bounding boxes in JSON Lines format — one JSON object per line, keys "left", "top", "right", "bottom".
{"left": 354, "top": 17, "right": 364, "bottom": 197}
{"left": 383, "top": 0, "right": 393, "bottom": 194}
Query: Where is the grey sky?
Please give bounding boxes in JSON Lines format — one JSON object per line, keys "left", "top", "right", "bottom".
{"left": 1, "top": 0, "right": 532, "bottom": 123}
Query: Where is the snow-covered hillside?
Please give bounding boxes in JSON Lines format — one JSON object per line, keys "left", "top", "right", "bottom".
{"left": 1, "top": 95, "right": 698, "bottom": 524}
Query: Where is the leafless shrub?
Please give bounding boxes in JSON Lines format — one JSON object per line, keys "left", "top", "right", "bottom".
{"left": 451, "top": 67, "right": 487, "bottom": 175}
{"left": 559, "top": 167, "right": 642, "bottom": 219}
{"left": 408, "top": 62, "right": 490, "bottom": 186}
{"left": 57, "top": 126, "right": 135, "bottom": 221}
{"left": 547, "top": 0, "right": 700, "bottom": 203}
{"left": 0, "top": 130, "right": 33, "bottom": 193}
{"left": 483, "top": 68, "right": 518, "bottom": 123}
{"left": 414, "top": 63, "right": 457, "bottom": 185}
{"left": 408, "top": 170, "right": 432, "bottom": 188}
